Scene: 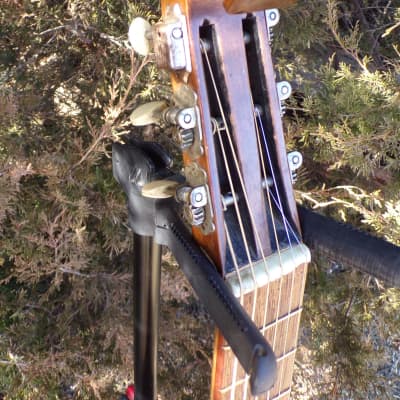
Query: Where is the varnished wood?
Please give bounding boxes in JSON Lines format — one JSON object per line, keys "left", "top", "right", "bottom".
{"left": 224, "top": 0, "right": 296, "bottom": 14}
{"left": 161, "top": 0, "right": 228, "bottom": 268}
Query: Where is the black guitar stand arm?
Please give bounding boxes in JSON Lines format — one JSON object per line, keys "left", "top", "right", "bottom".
{"left": 112, "top": 140, "right": 277, "bottom": 399}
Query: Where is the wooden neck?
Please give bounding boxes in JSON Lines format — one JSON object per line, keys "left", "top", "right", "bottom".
{"left": 212, "top": 261, "right": 307, "bottom": 399}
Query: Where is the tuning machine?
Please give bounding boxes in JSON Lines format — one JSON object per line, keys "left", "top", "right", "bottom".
{"left": 287, "top": 151, "right": 303, "bottom": 183}
{"left": 276, "top": 81, "right": 292, "bottom": 116}
{"left": 265, "top": 9, "right": 280, "bottom": 43}
{"left": 128, "top": 5, "right": 192, "bottom": 72}
{"left": 141, "top": 179, "right": 209, "bottom": 227}
{"left": 130, "top": 84, "right": 203, "bottom": 158}
{"left": 130, "top": 101, "right": 197, "bottom": 148}
{"left": 130, "top": 101, "right": 195, "bottom": 128}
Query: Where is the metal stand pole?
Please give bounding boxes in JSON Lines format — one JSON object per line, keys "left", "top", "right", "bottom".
{"left": 133, "top": 233, "right": 161, "bottom": 400}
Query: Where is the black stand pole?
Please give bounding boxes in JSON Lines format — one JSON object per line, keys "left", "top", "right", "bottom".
{"left": 133, "top": 233, "right": 161, "bottom": 400}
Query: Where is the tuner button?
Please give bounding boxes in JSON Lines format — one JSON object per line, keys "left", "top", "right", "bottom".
{"left": 142, "top": 180, "right": 179, "bottom": 199}
{"left": 128, "top": 17, "right": 153, "bottom": 56}
{"left": 130, "top": 101, "right": 168, "bottom": 126}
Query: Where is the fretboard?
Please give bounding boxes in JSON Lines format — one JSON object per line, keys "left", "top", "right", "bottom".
{"left": 212, "top": 262, "right": 308, "bottom": 399}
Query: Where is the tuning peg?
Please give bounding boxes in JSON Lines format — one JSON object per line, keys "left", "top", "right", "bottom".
{"left": 130, "top": 101, "right": 168, "bottom": 126}
{"left": 128, "top": 17, "right": 153, "bottom": 56}
{"left": 142, "top": 180, "right": 180, "bottom": 199}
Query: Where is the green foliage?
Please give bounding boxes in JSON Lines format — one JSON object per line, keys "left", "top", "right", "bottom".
{"left": 276, "top": 1, "right": 400, "bottom": 398}
{"left": 1, "top": 0, "right": 400, "bottom": 398}
{"left": 0, "top": 0, "right": 163, "bottom": 397}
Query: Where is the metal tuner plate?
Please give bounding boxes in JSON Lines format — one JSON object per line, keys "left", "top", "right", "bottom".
{"left": 287, "top": 151, "right": 303, "bottom": 183}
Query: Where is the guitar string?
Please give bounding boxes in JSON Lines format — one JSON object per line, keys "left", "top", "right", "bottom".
{"left": 224, "top": 220, "right": 244, "bottom": 400}
{"left": 201, "top": 36, "right": 294, "bottom": 399}
{"left": 255, "top": 108, "right": 304, "bottom": 398}
{"left": 252, "top": 108, "right": 286, "bottom": 400}
{"left": 256, "top": 98, "right": 310, "bottom": 396}
{"left": 215, "top": 122, "right": 256, "bottom": 285}
{"left": 201, "top": 38, "right": 267, "bottom": 299}
{"left": 253, "top": 107, "right": 294, "bottom": 398}
{"left": 200, "top": 33, "right": 305, "bottom": 399}
{"left": 200, "top": 39, "right": 273, "bottom": 398}
{"left": 202, "top": 42, "right": 293, "bottom": 400}
{"left": 217, "top": 120, "right": 273, "bottom": 400}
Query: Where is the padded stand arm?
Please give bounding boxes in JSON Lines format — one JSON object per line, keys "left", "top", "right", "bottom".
{"left": 113, "top": 141, "right": 277, "bottom": 395}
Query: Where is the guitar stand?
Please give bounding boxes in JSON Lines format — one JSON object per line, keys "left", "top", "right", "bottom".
{"left": 113, "top": 140, "right": 278, "bottom": 400}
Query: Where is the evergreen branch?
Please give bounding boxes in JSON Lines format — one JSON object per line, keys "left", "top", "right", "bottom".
{"left": 326, "top": 0, "right": 369, "bottom": 73}
{"left": 71, "top": 54, "right": 148, "bottom": 169}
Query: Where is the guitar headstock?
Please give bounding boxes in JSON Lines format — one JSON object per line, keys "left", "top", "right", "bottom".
{"left": 129, "top": 1, "right": 301, "bottom": 270}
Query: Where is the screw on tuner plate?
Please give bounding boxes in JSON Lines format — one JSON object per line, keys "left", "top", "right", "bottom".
{"left": 128, "top": 5, "right": 191, "bottom": 72}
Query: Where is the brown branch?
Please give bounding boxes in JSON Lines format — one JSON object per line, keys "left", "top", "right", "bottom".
{"left": 71, "top": 54, "right": 149, "bottom": 170}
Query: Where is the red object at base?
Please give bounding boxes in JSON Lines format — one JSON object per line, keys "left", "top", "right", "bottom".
{"left": 126, "top": 385, "right": 135, "bottom": 400}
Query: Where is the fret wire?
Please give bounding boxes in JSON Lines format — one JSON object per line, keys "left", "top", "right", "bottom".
{"left": 221, "top": 306, "right": 303, "bottom": 352}
{"left": 219, "top": 349, "right": 297, "bottom": 394}
{"left": 261, "top": 307, "right": 302, "bottom": 334}
{"left": 270, "top": 388, "right": 291, "bottom": 400}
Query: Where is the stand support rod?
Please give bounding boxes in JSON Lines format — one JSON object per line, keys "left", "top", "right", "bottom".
{"left": 133, "top": 234, "right": 162, "bottom": 400}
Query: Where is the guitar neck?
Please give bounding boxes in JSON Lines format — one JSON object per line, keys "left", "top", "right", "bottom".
{"left": 213, "top": 261, "right": 308, "bottom": 399}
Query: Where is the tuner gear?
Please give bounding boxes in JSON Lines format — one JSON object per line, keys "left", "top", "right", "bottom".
{"left": 178, "top": 129, "right": 195, "bottom": 149}
{"left": 183, "top": 204, "right": 206, "bottom": 226}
